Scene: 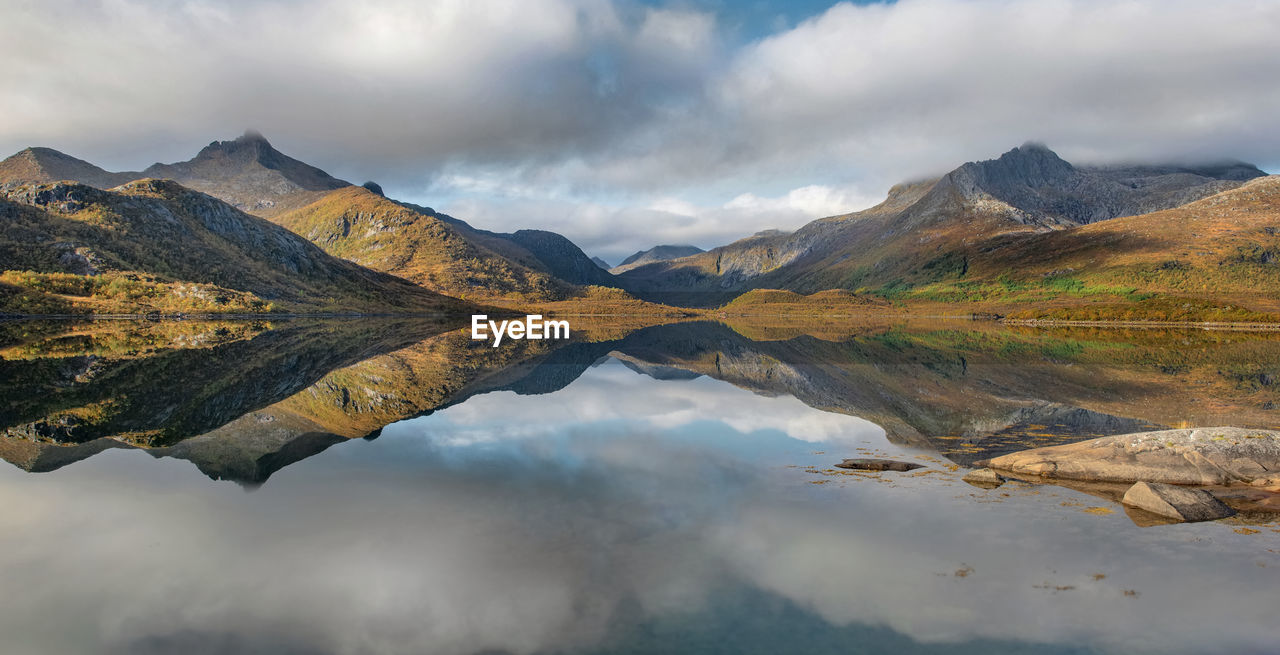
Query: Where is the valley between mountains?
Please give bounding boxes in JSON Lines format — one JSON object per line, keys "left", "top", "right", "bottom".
{"left": 2, "top": 131, "right": 1276, "bottom": 323}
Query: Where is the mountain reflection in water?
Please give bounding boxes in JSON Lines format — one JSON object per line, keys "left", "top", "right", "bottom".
{"left": 0, "top": 318, "right": 1277, "bottom": 654}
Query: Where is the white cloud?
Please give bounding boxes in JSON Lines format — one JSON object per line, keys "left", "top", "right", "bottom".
{"left": 440, "top": 182, "right": 879, "bottom": 261}
{"left": 725, "top": 184, "right": 879, "bottom": 219}
{"left": 707, "top": 0, "right": 1280, "bottom": 182}
{"left": 1, "top": 0, "right": 1277, "bottom": 254}
{"left": 0, "top": 0, "right": 715, "bottom": 180}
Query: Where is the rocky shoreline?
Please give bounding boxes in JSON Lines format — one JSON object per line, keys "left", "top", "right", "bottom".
{"left": 970, "top": 427, "right": 1280, "bottom": 522}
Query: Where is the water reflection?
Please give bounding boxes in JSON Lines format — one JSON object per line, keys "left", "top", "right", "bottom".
{"left": 0, "top": 356, "right": 1275, "bottom": 654}
{"left": 6, "top": 318, "right": 1280, "bottom": 482}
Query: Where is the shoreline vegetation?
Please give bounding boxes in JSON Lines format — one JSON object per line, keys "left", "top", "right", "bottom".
{"left": 9, "top": 289, "right": 1280, "bottom": 332}
{"left": 8, "top": 272, "right": 1280, "bottom": 330}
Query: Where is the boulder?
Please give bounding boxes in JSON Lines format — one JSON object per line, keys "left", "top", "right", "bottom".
{"left": 962, "top": 468, "right": 1005, "bottom": 488}
{"left": 984, "top": 427, "right": 1280, "bottom": 485}
{"left": 1121, "top": 481, "right": 1236, "bottom": 522}
{"left": 835, "top": 458, "right": 923, "bottom": 472}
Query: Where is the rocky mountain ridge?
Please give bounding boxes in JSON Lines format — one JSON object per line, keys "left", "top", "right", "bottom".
{"left": 942, "top": 142, "right": 1263, "bottom": 226}
{"left": 617, "top": 144, "right": 1269, "bottom": 305}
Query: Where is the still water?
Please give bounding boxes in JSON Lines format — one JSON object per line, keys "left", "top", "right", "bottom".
{"left": 0, "top": 319, "right": 1277, "bottom": 654}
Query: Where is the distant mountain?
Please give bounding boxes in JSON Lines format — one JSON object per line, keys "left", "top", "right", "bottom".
{"left": 618, "top": 144, "right": 1268, "bottom": 306}
{"left": 498, "top": 230, "right": 619, "bottom": 287}
{"left": 0, "top": 179, "right": 471, "bottom": 315}
{"left": 140, "top": 131, "right": 350, "bottom": 216}
{"left": 591, "top": 256, "right": 611, "bottom": 269}
{"left": 0, "top": 147, "right": 140, "bottom": 189}
{"left": 612, "top": 244, "right": 705, "bottom": 274}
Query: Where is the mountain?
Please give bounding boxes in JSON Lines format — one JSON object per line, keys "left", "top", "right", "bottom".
{"left": 611, "top": 244, "right": 705, "bottom": 274}
{"left": 0, "top": 147, "right": 140, "bottom": 189}
{"left": 0, "top": 179, "right": 472, "bottom": 315}
{"left": 271, "top": 181, "right": 624, "bottom": 300}
{"left": 139, "top": 131, "right": 350, "bottom": 216}
{"left": 942, "top": 142, "right": 1262, "bottom": 226}
{"left": 489, "top": 229, "right": 619, "bottom": 287}
{"left": 591, "top": 256, "right": 611, "bottom": 269}
{"left": 270, "top": 187, "right": 587, "bottom": 300}
{"left": 970, "top": 175, "right": 1280, "bottom": 319}
{"left": 0, "top": 132, "right": 350, "bottom": 217}
{"left": 618, "top": 144, "right": 1269, "bottom": 307}
{"left": 0, "top": 134, "right": 625, "bottom": 301}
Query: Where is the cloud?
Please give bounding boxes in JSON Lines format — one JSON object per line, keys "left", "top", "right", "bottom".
{"left": 1, "top": 0, "right": 1278, "bottom": 252}
{"left": 703, "top": 0, "right": 1280, "bottom": 185}
{"left": 439, "top": 181, "right": 880, "bottom": 261}
{"left": 0, "top": 0, "right": 717, "bottom": 182}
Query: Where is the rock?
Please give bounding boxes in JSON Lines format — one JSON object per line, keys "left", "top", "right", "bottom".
{"left": 962, "top": 468, "right": 1004, "bottom": 488}
{"left": 835, "top": 458, "right": 923, "bottom": 472}
{"left": 1121, "top": 481, "right": 1236, "bottom": 522}
{"left": 985, "top": 427, "right": 1280, "bottom": 486}
{"left": 1249, "top": 477, "right": 1280, "bottom": 491}
{"left": 361, "top": 181, "right": 384, "bottom": 197}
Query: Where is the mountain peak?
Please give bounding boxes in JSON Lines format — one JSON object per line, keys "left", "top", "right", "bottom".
{"left": 983, "top": 142, "right": 1075, "bottom": 184}
{"left": 197, "top": 130, "right": 279, "bottom": 161}
{"left": 936, "top": 142, "right": 1266, "bottom": 226}
{"left": 10, "top": 146, "right": 79, "bottom": 166}
{"left": 142, "top": 132, "right": 349, "bottom": 215}
{"left": 0, "top": 146, "right": 139, "bottom": 189}
{"left": 612, "top": 244, "right": 707, "bottom": 273}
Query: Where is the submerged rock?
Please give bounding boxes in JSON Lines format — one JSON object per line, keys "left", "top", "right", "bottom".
{"left": 962, "top": 468, "right": 1005, "bottom": 488}
{"left": 984, "top": 427, "right": 1280, "bottom": 486}
{"left": 1122, "top": 481, "right": 1236, "bottom": 522}
{"left": 835, "top": 458, "right": 924, "bottom": 472}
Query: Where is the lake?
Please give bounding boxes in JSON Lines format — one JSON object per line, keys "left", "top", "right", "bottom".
{"left": 1, "top": 318, "right": 1277, "bottom": 654}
